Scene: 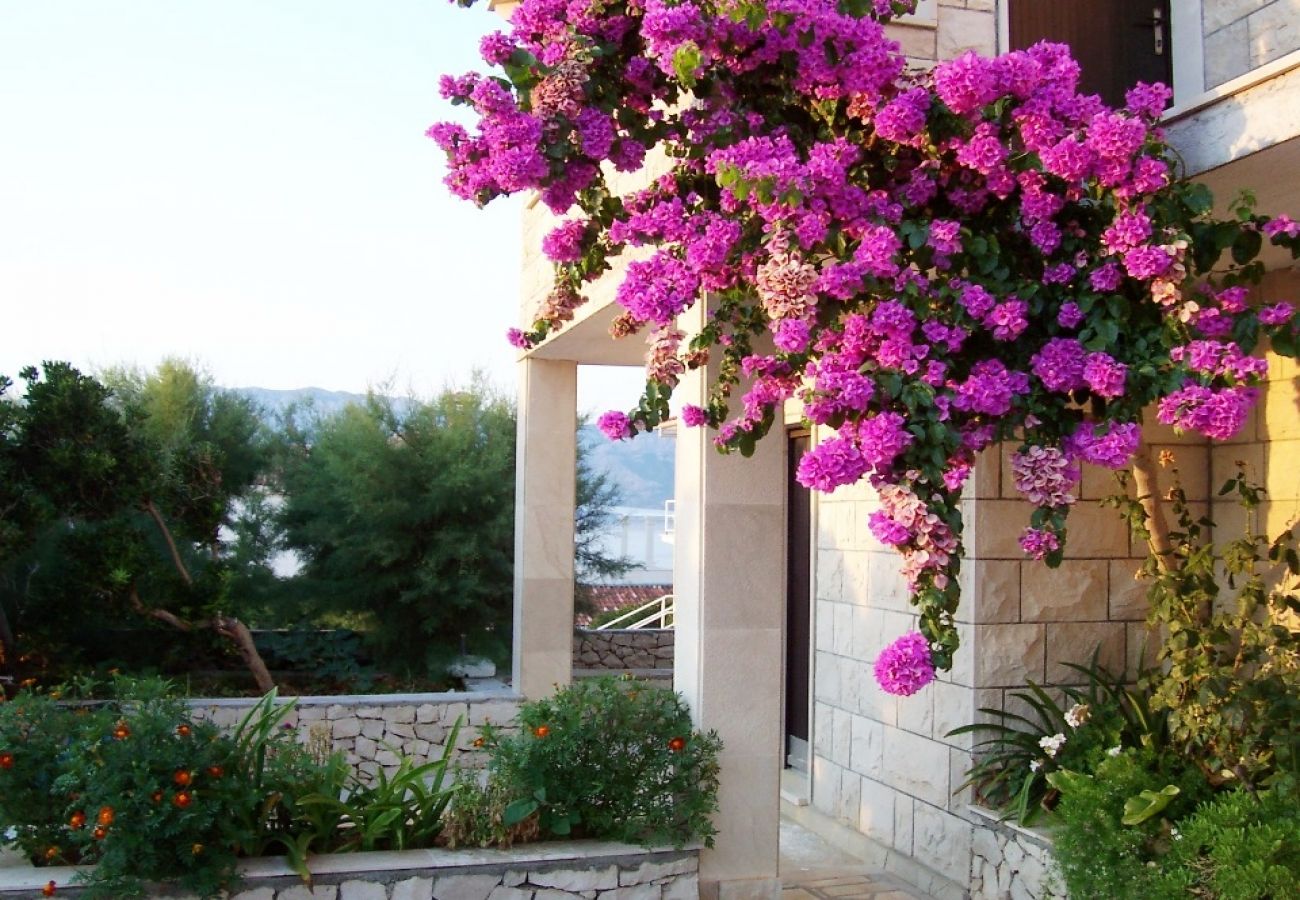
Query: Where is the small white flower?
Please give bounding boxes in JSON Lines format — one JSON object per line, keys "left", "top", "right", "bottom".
{"left": 1029, "top": 759, "right": 1043, "bottom": 772}
{"left": 1107, "top": 745, "right": 1123, "bottom": 757}
{"left": 1039, "top": 733, "right": 1066, "bottom": 758}
{"left": 1171, "top": 827, "right": 1182, "bottom": 841}
{"left": 2, "top": 826, "right": 16, "bottom": 842}
{"left": 1064, "top": 703, "right": 1091, "bottom": 728}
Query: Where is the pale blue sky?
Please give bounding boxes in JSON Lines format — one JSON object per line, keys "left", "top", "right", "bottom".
{"left": 0, "top": 1, "right": 641, "bottom": 412}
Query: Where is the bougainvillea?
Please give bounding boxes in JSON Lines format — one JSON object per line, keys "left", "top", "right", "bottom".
{"left": 433, "top": 0, "right": 1300, "bottom": 691}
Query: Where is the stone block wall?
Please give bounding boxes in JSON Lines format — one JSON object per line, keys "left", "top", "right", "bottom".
{"left": 0, "top": 844, "right": 700, "bottom": 900}
{"left": 189, "top": 691, "right": 521, "bottom": 783}
{"left": 1202, "top": 0, "right": 1300, "bottom": 89}
{"left": 572, "top": 628, "right": 674, "bottom": 671}
{"left": 968, "top": 810, "right": 1060, "bottom": 900}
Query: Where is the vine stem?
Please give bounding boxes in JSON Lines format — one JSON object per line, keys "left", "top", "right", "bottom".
{"left": 1129, "top": 441, "right": 1176, "bottom": 573}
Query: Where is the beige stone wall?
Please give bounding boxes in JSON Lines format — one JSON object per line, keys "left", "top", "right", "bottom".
{"left": 1202, "top": 0, "right": 1300, "bottom": 89}
{"left": 1213, "top": 267, "right": 1300, "bottom": 546}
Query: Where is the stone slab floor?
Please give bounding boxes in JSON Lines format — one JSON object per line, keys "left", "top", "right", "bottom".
{"left": 780, "top": 818, "right": 936, "bottom": 900}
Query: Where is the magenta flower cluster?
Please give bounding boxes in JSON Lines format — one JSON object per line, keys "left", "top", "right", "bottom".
{"left": 434, "top": 0, "right": 1300, "bottom": 689}
{"left": 873, "top": 631, "right": 937, "bottom": 697}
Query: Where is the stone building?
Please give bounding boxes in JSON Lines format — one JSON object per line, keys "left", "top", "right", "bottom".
{"left": 492, "top": 1, "right": 1300, "bottom": 898}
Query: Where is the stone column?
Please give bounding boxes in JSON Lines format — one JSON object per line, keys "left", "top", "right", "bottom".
{"left": 674, "top": 307, "right": 786, "bottom": 900}
{"left": 512, "top": 356, "right": 577, "bottom": 699}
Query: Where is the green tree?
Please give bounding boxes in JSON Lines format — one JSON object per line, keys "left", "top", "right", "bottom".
{"left": 277, "top": 381, "right": 517, "bottom": 675}
{"left": 0, "top": 362, "right": 276, "bottom": 690}
{"left": 274, "top": 383, "right": 636, "bottom": 677}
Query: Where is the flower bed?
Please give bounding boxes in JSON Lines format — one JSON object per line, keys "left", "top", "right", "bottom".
{"left": 0, "top": 840, "right": 701, "bottom": 899}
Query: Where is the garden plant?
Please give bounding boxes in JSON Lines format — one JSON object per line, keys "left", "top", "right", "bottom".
{"left": 951, "top": 464, "right": 1299, "bottom": 897}
{"left": 433, "top": 0, "right": 1300, "bottom": 689}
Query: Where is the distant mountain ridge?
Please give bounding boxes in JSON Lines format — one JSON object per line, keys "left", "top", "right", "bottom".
{"left": 235, "top": 386, "right": 675, "bottom": 510}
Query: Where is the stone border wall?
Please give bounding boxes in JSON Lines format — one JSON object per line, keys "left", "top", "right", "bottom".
{"left": 968, "top": 807, "right": 1060, "bottom": 900}
{"left": 189, "top": 690, "right": 522, "bottom": 782}
{"left": 0, "top": 842, "right": 699, "bottom": 899}
{"left": 572, "top": 629, "right": 673, "bottom": 671}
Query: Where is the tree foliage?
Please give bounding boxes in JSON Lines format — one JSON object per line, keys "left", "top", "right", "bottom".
{"left": 277, "top": 382, "right": 518, "bottom": 675}
{"left": 0, "top": 361, "right": 274, "bottom": 689}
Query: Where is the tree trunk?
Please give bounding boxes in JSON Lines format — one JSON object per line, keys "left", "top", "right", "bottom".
{"left": 0, "top": 602, "right": 16, "bottom": 676}
{"left": 214, "top": 615, "right": 277, "bottom": 694}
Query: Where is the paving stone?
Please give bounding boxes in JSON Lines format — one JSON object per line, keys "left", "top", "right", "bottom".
{"left": 434, "top": 873, "right": 502, "bottom": 900}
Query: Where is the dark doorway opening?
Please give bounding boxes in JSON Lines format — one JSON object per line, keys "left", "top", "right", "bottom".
{"left": 785, "top": 432, "right": 812, "bottom": 771}
{"left": 1009, "top": 0, "right": 1172, "bottom": 109}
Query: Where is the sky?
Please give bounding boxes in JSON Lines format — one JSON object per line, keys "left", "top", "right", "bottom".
{"left": 0, "top": 0, "right": 642, "bottom": 414}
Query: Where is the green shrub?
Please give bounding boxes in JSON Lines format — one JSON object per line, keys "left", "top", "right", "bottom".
{"left": 1154, "top": 789, "right": 1300, "bottom": 899}
{"left": 482, "top": 677, "right": 721, "bottom": 847}
{"left": 1047, "top": 750, "right": 1212, "bottom": 899}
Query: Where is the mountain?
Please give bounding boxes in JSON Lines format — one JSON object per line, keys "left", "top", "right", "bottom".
{"left": 235, "top": 387, "right": 675, "bottom": 510}
{"left": 580, "top": 424, "right": 675, "bottom": 510}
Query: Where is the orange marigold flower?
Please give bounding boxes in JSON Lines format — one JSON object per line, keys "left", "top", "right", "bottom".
{"left": 176, "top": 724, "right": 192, "bottom": 738}
{"left": 173, "top": 791, "right": 192, "bottom": 809}
{"left": 668, "top": 736, "right": 687, "bottom": 752}
{"left": 42, "top": 881, "right": 56, "bottom": 897}
{"left": 173, "top": 770, "right": 192, "bottom": 787}
{"left": 533, "top": 725, "right": 550, "bottom": 738}
{"left": 44, "top": 847, "right": 58, "bottom": 861}
{"left": 112, "top": 722, "right": 130, "bottom": 740}
{"left": 0, "top": 751, "right": 13, "bottom": 769}
{"left": 206, "top": 765, "right": 223, "bottom": 778}
{"left": 472, "top": 737, "right": 485, "bottom": 748}
{"left": 91, "top": 826, "right": 106, "bottom": 841}
{"left": 96, "top": 807, "right": 114, "bottom": 826}
{"left": 68, "top": 811, "right": 86, "bottom": 829}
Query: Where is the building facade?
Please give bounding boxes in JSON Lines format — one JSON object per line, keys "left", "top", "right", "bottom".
{"left": 497, "top": 2, "right": 1300, "bottom": 897}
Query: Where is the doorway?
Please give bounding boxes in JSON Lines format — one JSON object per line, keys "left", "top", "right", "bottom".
{"left": 1008, "top": 0, "right": 1172, "bottom": 109}
{"left": 785, "top": 432, "right": 813, "bottom": 773}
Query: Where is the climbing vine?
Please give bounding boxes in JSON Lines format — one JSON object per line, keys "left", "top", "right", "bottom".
{"left": 433, "top": 0, "right": 1300, "bottom": 691}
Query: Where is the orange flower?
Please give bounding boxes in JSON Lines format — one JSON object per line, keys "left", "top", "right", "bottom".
{"left": 96, "top": 806, "right": 114, "bottom": 826}
{"left": 176, "top": 724, "right": 192, "bottom": 738}
{"left": 42, "top": 881, "right": 56, "bottom": 897}
{"left": 205, "top": 765, "right": 223, "bottom": 779}
{"left": 112, "top": 722, "right": 130, "bottom": 740}
{"left": 668, "top": 736, "right": 686, "bottom": 752}
{"left": 191, "top": 843, "right": 204, "bottom": 856}
{"left": 173, "top": 791, "right": 192, "bottom": 809}
{"left": 150, "top": 791, "right": 163, "bottom": 804}
{"left": 533, "top": 725, "right": 550, "bottom": 738}
{"left": 44, "top": 847, "right": 58, "bottom": 861}
{"left": 0, "top": 751, "right": 13, "bottom": 769}
{"left": 68, "top": 811, "right": 86, "bottom": 830}
{"left": 92, "top": 826, "right": 106, "bottom": 841}
{"left": 472, "top": 737, "right": 485, "bottom": 748}
{"left": 20, "top": 678, "right": 36, "bottom": 688}
{"left": 173, "top": 770, "right": 192, "bottom": 787}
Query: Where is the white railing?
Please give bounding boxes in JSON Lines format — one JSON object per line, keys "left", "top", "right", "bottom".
{"left": 662, "top": 500, "right": 676, "bottom": 545}
{"left": 594, "top": 593, "right": 675, "bottom": 630}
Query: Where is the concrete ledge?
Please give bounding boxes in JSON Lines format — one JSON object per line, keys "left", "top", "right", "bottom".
{"left": 0, "top": 841, "right": 701, "bottom": 898}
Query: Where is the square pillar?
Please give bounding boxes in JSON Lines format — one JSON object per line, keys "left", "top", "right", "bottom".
{"left": 674, "top": 310, "right": 786, "bottom": 899}
{"left": 512, "top": 356, "right": 577, "bottom": 699}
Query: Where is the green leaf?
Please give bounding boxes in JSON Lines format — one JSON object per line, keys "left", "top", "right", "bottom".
{"left": 1120, "top": 784, "right": 1180, "bottom": 826}
{"left": 503, "top": 797, "right": 539, "bottom": 826}
{"left": 672, "top": 43, "right": 702, "bottom": 88}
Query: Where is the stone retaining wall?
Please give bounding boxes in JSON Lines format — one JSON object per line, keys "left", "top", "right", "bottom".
{"left": 0, "top": 842, "right": 700, "bottom": 899}
{"left": 189, "top": 690, "right": 522, "bottom": 782}
{"left": 967, "top": 807, "right": 1060, "bottom": 900}
{"left": 572, "top": 629, "right": 673, "bottom": 671}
